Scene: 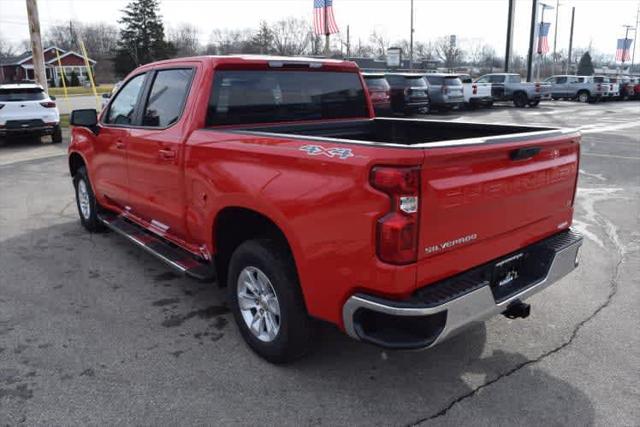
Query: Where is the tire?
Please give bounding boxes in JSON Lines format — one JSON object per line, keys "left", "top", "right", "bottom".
{"left": 51, "top": 125, "right": 62, "bottom": 144}
{"left": 528, "top": 100, "right": 540, "bottom": 107}
{"left": 513, "top": 92, "right": 528, "bottom": 108}
{"left": 228, "top": 239, "right": 314, "bottom": 364}
{"left": 73, "top": 166, "right": 105, "bottom": 232}
{"left": 577, "top": 91, "right": 589, "bottom": 103}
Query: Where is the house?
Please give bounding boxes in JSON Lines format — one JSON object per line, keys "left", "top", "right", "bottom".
{"left": 0, "top": 46, "right": 96, "bottom": 85}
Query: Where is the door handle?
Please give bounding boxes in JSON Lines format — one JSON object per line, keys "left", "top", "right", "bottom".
{"left": 158, "top": 148, "right": 176, "bottom": 160}
{"left": 115, "top": 139, "right": 126, "bottom": 149}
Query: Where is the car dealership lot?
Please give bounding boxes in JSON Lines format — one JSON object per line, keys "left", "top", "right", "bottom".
{"left": 1, "top": 101, "right": 638, "bottom": 425}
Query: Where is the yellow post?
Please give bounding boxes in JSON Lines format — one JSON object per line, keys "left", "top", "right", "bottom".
{"left": 54, "top": 48, "right": 70, "bottom": 110}
{"left": 79, "top": 39, "right": 100, "bottom": 110}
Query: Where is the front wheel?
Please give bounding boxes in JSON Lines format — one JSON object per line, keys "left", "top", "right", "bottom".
{"left": 577, "top": 91, "right": 589, "bottom": 103}
{"left": 228, "top": 239, "right": 314, "bottom": 364}
{"left": 73, "top": 166, "right": 105, "bottom": 232}
{"left": 528, "top": 100, "right": 540, "bottom": 107}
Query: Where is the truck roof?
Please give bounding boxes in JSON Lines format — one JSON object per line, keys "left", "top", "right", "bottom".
{"left": 133, "top": 55, "right": 359, "bottom": 72}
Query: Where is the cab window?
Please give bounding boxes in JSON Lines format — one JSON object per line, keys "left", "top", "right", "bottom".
{"left": 142, "top": 68, "right": 194, "bottom": 127}
{"left": 104, "top": 73, "right": 146, "bottom": 125}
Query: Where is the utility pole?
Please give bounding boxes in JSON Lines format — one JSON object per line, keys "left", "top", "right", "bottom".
{"left": 552, "top": 0, "right": 559, "bottom": 75}
{"left": 566, "top": 6, "right": 575, "bottom": 74}
{"left": 526, "top": 0, "right": 539, "bottom": 82}
{"left": 324, "top": 2, "right": 330, "bottom": 56}
{"left": 25, "top": 0, "right": 47, "bottom": 91}
{"left": 505, "top": 0, "right": 516, "bottom": 72}
{"left": 346, "top": 25, "right": 350, "bottom": 60}
{"left": 409, "top": 0, "right": 414, "bottom": 70}
{"left": 631, "top": 3, "right": 639, "bottom": 71}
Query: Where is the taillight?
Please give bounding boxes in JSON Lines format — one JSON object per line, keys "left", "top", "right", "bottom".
{"left": 370, "top": 166, "right": 420, "bottom": 264}
{"left": 535, "top": 83, "right": 541, "bottom": 93}
{"left": 472, "top": 84, "right": 477, "bottom": 95}
{"left": 40, "top": 101, "right": 56, "bottom": 108}
{"left": 442, "top": 85, "right": 449, "bottom": 95}
{"left": 597, "top": 83, "right": 602, "bottom": 91}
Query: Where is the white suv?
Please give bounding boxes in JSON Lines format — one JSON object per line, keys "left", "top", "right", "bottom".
{"left": 0, "top": 83, "right": 61, "bottom": 143}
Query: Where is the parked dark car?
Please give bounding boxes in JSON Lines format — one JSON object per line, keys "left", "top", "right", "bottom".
{"left": 424, "top": 74, "right": 465, "bottom": 111}
{"left": 362, "top": 73, "right": 391, "bottom": 116}
{"left": 384, "top": 73, "right": 430, "bottom": 115}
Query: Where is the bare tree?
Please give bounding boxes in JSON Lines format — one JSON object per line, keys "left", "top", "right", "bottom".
{"left": 270, "top": 18, "right": 311, "bottom": 56}
{"left": 369, "top": 30, "right": 389, "bottom": 57}
{"left": 168, "top": 23, "right": 201, "bottom": 57}
{"left": 351, "top": 38, "right": 374, "bottom": 58}
{"left": 434, "top": 35, "right": 463, "bottom": 70}
{"left": 207, "top": 29, "right": 252, "bottom": 54}
{"left": 0, "top": 36, "right": 16, "bottom": 59}
{"left": 44, "top": 21, "right": 118, "bottom": 58}
{"left": 414, "top": 41, "right": 434, "bottom": 61}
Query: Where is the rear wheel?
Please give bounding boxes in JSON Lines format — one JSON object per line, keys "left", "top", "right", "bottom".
{"left": 73, "top": 166, "right": 105, "bottom": 232}
{"left": 577, "top": 91, "right": 589, "bottom": 103}
{"left": 51, "top": 125, "right": 62, "bottom": 144}
{"left": 228, "top": 239, "right": 314, "bottom": 363}
{"left": 513, "top": 92, "right": 528, "bottom": 108}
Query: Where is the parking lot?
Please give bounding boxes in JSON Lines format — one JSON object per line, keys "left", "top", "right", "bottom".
{"left": 0, "top": 100, "right": 638, "bottom": 425}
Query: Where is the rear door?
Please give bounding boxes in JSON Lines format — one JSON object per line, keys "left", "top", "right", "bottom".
{"left": 416, "top": 133, "right": 579, "bottom": 287}
{"left": 126, "top": 67, "right": 195, "bottom": 240}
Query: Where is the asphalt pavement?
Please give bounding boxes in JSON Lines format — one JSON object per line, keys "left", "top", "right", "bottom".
{"left": 0, "top": 100, "right": 638, "bottom": 425}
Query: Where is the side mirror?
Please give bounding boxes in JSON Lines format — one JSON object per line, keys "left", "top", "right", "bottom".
{"left": 102, "top": 93, "right": 111, "bottom": 99}
{"left": 70, "top": 109, "right": 99, "bottom": 133}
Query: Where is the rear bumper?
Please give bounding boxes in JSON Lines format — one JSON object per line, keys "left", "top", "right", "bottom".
{"left": 0, "top": 120, "right": 58, "bottom": 136}
{"left": 342, "top": 229, "right": 582, "bottom": 350}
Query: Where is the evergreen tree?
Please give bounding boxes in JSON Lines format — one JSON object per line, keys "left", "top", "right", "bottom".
{"left": 114, "top": 0, "right": 176, "bottom": 76}
{"left": 577, "top": 52, "right": 594, "bottom": 75}
{"left": 250, "top": 21, "right": 274, "bottom": 54}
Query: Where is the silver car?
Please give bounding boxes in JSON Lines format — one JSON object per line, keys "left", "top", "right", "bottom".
{"left": 544, "top": 75, "right": 606, "bottom": 103}
{"left": 424, "top": 74, "right": 464, "bottom": 111}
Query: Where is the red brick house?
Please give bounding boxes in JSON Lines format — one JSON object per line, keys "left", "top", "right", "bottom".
{"left": 0, "top": 46, "right": 96, "bottom": 85}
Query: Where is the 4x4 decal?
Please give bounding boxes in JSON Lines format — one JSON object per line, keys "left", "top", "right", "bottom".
{"left": 300, "top": 145, "right": 354, "bottom": 160}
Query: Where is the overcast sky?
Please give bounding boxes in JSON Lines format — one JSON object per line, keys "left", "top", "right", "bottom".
{"left": 1, "top": 0, "right": 638, "bottom": 59}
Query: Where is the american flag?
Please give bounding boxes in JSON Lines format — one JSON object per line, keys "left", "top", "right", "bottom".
{"left": 615, "top": 38, "right": 633, "bottom": 62}
{"left": 537, "top": 22, "right": 551, "bottom": 54}
{"left": 313, "top": 0, "right": 339, "bottom": 35}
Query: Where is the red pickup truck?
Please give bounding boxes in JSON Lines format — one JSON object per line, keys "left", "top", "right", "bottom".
{"left": 68, "top": 56, "right": 582, "bottom": 363}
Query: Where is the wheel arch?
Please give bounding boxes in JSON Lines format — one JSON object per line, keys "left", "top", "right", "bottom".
{"left": 212, "top": 206, "right": 302, "bottom": 291}
{"left": 68, "top": 151, "right": 87, "bottom": 177}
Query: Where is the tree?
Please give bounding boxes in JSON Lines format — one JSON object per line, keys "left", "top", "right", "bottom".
{"left": 577, "top": 51, "right": 594, "bottom": 76}
{"left": 249, "top": 21, "right": 274, "bottom": 54}
{"left": 114, "top": 0, "right": 176, "bottom": 76}
{"left": 0, "top": 35, "right": 16, "bottom": 60}
{"left": 207, "top": 29, "right": 251, "bottom": 54}
{"left": 369, "top": 30, "right": 389, "bottom": 58}
{"left": 270, "top": 18, "right": 311, "bottom": 56}
{"left": 168, "top": 23, "right": 201, "bottom": 57}
{"left": 435, "top": 35, "right": 463, "bottom": 70}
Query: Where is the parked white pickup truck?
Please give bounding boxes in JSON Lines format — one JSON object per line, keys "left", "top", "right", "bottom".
{"left": 458, "top": 74, "right": 492, "bottom": 108}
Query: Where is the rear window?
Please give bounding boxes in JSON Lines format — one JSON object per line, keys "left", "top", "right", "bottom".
{"left": 444, "top": 77, "right": 462, "bottom": 86}
{"left": 0, "top": 87, "right": 46, "bottom": 102}
{"left": 206, "top": 70, "right": 367, "bottom": 126}
{"left": 459, "top": 76, "right": 472, "bottom": 84}
{"left": 593, "top": 77, "right": 607, "bottom": 83}
{"left": 364, "top": 77, "right": 390, "bottom": 91}
{"left": 425, "top": 76, "right": 443, "bottom": 85}
{"left": 404, "top": 77, "right": 427, "bottom": 87}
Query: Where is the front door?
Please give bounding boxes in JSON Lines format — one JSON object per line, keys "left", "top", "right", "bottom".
{"left": 93, "top": 72, "right": 147, "bottom": 208}
{"left": 126, "top": 68, "right": 195, "bottom": 240}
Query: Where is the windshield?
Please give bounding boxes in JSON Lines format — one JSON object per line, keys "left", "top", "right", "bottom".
{"left": 0, "top": 87, "right": 46, "bottom": 102}
{"left": 206, "top": 70, "right": 368, "bottom": 126}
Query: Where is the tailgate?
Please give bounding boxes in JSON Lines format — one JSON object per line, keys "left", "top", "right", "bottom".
{"left": 416, "top": 132, "right": 580, "bottom": 287}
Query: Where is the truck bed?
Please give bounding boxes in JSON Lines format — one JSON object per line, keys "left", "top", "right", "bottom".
{"left": 235, "top": 117, "right": 568, "bottom": 148}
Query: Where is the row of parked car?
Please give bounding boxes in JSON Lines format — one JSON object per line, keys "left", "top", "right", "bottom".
{"left": 543, "top": 75, "right": 640, "bottom": 102}
{"left": 363, "top": 72, "right": 639, "bottom": 116}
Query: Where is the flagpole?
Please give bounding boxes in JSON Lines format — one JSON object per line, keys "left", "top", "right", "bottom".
{"left": 324, "top": 1, "right": 330, "bottom": 56}
{"left": 621, "top": 25, "right": 633, "bottom": 70}
{"left": 631, "top": 4, "right": 639, "bottom": 71}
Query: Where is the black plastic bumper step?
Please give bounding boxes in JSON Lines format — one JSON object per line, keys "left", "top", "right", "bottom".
{"left": 98, "top": 212, "right": 216, "bottom": 281}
